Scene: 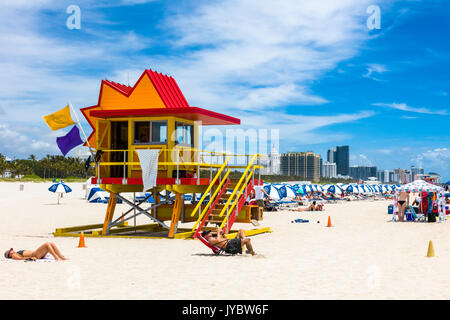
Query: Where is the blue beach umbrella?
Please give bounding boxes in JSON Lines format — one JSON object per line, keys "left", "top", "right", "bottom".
{"left": 48, "top": 182, "right": 72, "bottom": 204}
{"left": 292, "top": 184, "right": 305, "bottom": 195}
{"left": 276, "top": 185, "right": 288, "bottom": 199}
{"left": 285, "top": 185, "right": 297, "bottom": 198}
{"left": 326, "top": 185, "right": 337, "bottom": 194}
{"left": 314, "top": 185, "right": 324, "bottom": 192}
{"left": 263, "top": 184, "right": 281, "bottom": 200}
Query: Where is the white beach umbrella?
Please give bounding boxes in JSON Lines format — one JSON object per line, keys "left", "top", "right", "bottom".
{"left": 48, "top": 182, "right": 72, "bottom": 204}
{"left": 263, "top": 184, "right": 281, "bottom": 200}
{"left": 285, "top": 185, "right": 297, "bottom": 198}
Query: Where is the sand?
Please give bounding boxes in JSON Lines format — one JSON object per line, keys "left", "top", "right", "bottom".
{"left": 1, "top": 181, "right": 449, "bottom": 300}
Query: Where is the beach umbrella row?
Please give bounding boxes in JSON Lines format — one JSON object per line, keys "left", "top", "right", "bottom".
{"left": 259, "top": 182, "right": 399, "bottom": 201}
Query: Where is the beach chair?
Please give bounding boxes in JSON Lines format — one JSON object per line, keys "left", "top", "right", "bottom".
{"left": 196, "top": 233, "right": 222, "bottom": 255}
{"left": 407, "top": 205, "right": 425, "bottom": 222}
{"left": 195, "top": 233, "right": 241, "bottom": 255}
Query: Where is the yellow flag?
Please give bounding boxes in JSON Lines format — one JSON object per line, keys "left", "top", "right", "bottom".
{"left": 43, "top": 105, "right": 75, "bottom": 131}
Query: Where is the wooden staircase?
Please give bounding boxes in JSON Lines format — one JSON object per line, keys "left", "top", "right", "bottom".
{"left": 194, "top": 178, "right": 253, "bottom": 237}
{"left": 191, "top": 154, "right": 262, "bottom": 239}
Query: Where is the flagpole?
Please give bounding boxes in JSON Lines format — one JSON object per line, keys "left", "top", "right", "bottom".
{"left": 68, "top": 102, "right": 95, "bottom": 159}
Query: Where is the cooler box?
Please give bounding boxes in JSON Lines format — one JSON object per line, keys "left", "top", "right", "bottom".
{"left": 405, "top": 209, "right": 414, "bottom": 221}
{"left": 388, "top": 205, "right": 393, "bottom": 214}
{"left": 405, "top": 213, "right": 414, "bottom": 221}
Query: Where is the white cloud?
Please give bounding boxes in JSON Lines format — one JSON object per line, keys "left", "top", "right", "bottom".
{"left": 0, "top": 123, "right": 59, "bottom": 157}
{"left": 157, "top": 0, "right": 378, "bottom": 112}
{"left": 411, "top": 148, "right": 450, "bottom": 179}
{"left": 0, "top": 0, "right": 386, "bottom": 158}
{"left": 373, "top": 102, "right": 449, "bottom": 115}
{"left": 363, "top": 63, "right": 388, "bottom": 81}
{"left": 401, "top": 115, "right": 419, "bottom": 119}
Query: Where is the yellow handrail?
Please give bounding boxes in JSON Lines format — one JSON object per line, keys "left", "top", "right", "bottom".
{"left": 189, "top": 157, "right": 230, "bottom": 218}
{"left": 191, "top": 169, "right": 231, "bottom": 231}
{"left": 220, "top": 170, "right": 254, "bottom": 230}
{"left": 218, "top": 154, "right": 258, "bottom": 218}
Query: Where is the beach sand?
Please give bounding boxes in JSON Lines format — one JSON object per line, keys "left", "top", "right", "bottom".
{"left": 1, "top": 181, "right": 450, "bottom": 299}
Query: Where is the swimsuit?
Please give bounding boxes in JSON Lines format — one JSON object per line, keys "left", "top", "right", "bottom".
{"left": 398, "top": 201, "right": 406, "bottom": 206}
{"left": 17, "top": 250, "right": 25, "bottom": 256}
{"left": 225, "top": 238, "right": 242, "bottom": 254}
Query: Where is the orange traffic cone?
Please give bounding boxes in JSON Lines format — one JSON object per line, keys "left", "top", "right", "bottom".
{"left": 77, "top": 232, "right": 87, "bottom": 248}
{"left": 327, "top": 216, "right": 332, "bottom": 227}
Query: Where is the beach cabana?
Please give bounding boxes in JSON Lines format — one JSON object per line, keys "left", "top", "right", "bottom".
{"left": 393, "top": 180, "right": 445, "bottom": 222}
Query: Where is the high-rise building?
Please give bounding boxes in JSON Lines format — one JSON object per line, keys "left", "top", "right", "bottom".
{"left": 280, "top": 151, "right": 320, "bottom": 181}
{"left": 411, "top": 166, "right": 424, "bottom": 181}
{"left": 327, "top": 147, "right": 336, "bottom": 163}
{"left": 327, "top": 145, "right": 349, "bottom": 176}
{"left": 377, "top": 169, "right": 390, "bottom": 183}
{"left": 260, "top": 145, "right": 280, "bottom": 175}
{"left": 393, "top": 168, "right": 408, "bottom": 184}
{"left": 349, "top": 165, "right": 377, "bottom": 181}
{"left": 322, "top": 161, "right": 337, "bottom": 178}
{"left": 335, "top": 145, "right": 349, "bottom": 176}
{"left": 319, "top": 157, "right": 323, "bottom": 178}
{"left": 389, "top": 171, "right": 399, "bottom": 183}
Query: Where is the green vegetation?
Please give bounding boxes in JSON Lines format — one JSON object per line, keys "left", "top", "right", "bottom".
{"left": 0, "top": 153, "right": 94, "bottom": 182}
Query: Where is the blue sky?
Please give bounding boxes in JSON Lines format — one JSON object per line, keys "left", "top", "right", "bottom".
{"left": 0, "top": 0, "right": 449, "bottom": 180}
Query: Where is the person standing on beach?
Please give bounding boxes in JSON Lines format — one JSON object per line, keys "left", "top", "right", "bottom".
{"left": 253, "top": 184, "right": 270, "bottom": 208}
{"left": 397, "top": 191, "right": 409, "bottom": 222}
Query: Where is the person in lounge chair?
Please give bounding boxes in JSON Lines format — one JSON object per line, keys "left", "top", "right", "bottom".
{"left": 4, "top": 242, "right": 68, "bottom": 261}
{"left": 290, "top": 201, "right": 323, "bottom": 212}
{"left": 202, "top": 228, "right": 256, "bottom": 255}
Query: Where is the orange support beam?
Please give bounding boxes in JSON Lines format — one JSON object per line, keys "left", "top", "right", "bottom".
{"left": 102, "top": 193, "right": 118, "bottom": 235}
{"left": 168, "top": 193, "right": 182, "bottom": 238}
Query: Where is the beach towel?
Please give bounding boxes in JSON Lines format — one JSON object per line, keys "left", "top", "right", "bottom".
{"left": 136, "top": 149, "right": 160, "bottom": 192}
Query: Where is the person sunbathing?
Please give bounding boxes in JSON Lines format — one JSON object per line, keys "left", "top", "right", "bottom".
{"left": 290, "top": 201, "right": 323, "bottom": 212}
{"left": 202, "top": 228, "right": 256, "bottom": 255}
{"left": 295, "top": 194, "right": 306, "bottom": 205}
{"left": 4, "top": 242, "right": 68, "bottom": 261}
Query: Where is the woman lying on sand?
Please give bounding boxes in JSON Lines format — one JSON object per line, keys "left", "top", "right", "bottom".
{"left": 289, "top": 201, "right": 323, "bottom": 212}
{"left": 4, "top": 242, "right": 68, "bottom": 261}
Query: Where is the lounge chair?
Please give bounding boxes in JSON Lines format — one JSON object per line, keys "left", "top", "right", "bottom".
{"left": 406, "top": 205, "right": 425, "bottom": 222}
{"left": 195, "top": 233, "right": 241, "bottom": 255}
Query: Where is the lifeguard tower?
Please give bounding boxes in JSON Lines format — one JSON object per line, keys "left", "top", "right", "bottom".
{"left": 54, "top": 69, "right": 270, "bottom": 239}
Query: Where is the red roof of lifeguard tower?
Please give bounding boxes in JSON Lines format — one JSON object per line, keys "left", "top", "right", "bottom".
{"left": 81, "top": 69, "right": 240, "bottom": 148}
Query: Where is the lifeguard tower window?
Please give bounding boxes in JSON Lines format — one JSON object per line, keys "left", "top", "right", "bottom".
{"left": 134, "top": 121, "right": 167, "bottom": 145}
{"left": 175, "top": 122, "right": 193, "bottom": 146}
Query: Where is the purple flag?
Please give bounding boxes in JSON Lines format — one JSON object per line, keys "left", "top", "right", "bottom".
{"left": 56, "top": 125, "right": 84, "bottom": 156}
